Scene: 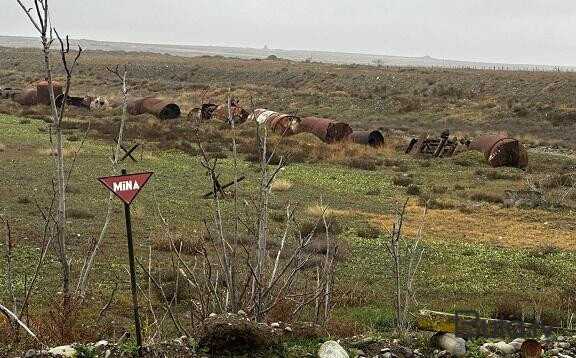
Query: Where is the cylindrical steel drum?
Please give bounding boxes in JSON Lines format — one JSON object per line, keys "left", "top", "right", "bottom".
{"left": 36, "top": 80, "right": 63, "bottom": 105}
{"left": 349, "top": 130, "right": 384, "bottom": 147}
{"left": 469, "top": 134, "right": 528, "bottom": 170}
{"left": 297, "top": 116, "right": 353, "bottom": 144}
{"left": 249, "top": 109, "right": 301, "bottom": 136}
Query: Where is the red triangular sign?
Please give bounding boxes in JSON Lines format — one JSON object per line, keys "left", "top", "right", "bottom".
{"left": 98, "top": 172, "right": 153, "bottom": 205}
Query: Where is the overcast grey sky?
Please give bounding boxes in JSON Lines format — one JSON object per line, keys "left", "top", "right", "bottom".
{"left": 2, "top": 0, "right": 576, "bottom": 66}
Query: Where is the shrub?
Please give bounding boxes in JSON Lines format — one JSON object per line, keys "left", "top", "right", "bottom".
{"left": 272, "top": 179, "right": 293, "bottom": 192}
{"left": 357, "top": 227, "right": 381, "bottom": 239}
{"left": 492, "top": 295, "right": 523, "bottom": 321}
{"left": 431, "top": 185, "right": 448, "bottom": 194}
{"left": 392, "top": 176, "right": 413, "bottom": 187}
{"left": 17, "top": 197, "right": 31, "bottom": 204}
{"left": 348, "top": 158, "right": 378, "bottom": 171}
{"left": 67, "top": 207, "right": 95, "bottom": 219}
{"left": 470, "top": 192, "right": 502, "bottom": 204}
{"left": 152, "top": 236, "right": 203, "bottom": 256}
{"left": 406, "top": 184, "right": 421, "bottom": 195}
{"left": 365, "top": 188, "right": 381, "bottom": 196}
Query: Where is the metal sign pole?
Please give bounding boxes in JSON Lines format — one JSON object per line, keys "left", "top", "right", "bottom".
{"left": 121, "top": 169, "right": 143, "bottom": 355}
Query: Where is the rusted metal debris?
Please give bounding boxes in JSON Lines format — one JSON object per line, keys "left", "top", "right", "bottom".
{"left": 126, "top": 96, "right": 180, "bottom": 120}
{"left": 13, "top": 89, "right": 38, "bottom": 106}
{"left": 188, "top": 99, "right": 249, "bottom": 125}
{"left": 56, "top": 94, "right": 109, "bottom": 110}
{"left": 249, "top": 109, "right": 302, "bottom": 136}
{"left": 0, "top": 88, "right": 22, "bottom": 100}
{"left": 468, "top": 134, "right": 528, "bottom": 170}
{"left": 1, "top": 80, "right": 63, "bottom": 106}
{"left": 296, "top": 116, "right": 353, "bottom": 143}
{"left": 349, "top": 130, "right": 384, "bottom": 147}
{"left": 405, "top": 130, "right": 459, "bottom": 157}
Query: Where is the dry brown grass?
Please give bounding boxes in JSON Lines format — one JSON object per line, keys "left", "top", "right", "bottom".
{"left": 271, "top": 178, "right": 293, "bottom": 192}
{"left": 37, "top": 147, "right": 75, "bottom": 157}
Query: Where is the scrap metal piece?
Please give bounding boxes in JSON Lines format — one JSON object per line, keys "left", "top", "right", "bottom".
{"left": 406, "top": 130, "right": 459, "bottom": 157}
{"left": 211, "top": 99, "right": 250, "bottom": 125}
{"left": 249, "top": 109, "right": 301, "bottom": 136}
{"left": 126, "top": 97, "right": 180, "bottom": 119}
{"left": 55, "top": 94, "right": 109, "bottom": 110}
{"left": 188, "top": 103, "right": 218, "bottom": 122}
{"left": 13, "top": 89, "right": 38, "bottom": 106}
{"left": 349, "top": 130, "right": 384, "bottom": 147}
{"left": 296, "top": 116, "right": 353, "bottom": 143}
{"left": 469, "top": 134, "right": 528, "bottom": 170}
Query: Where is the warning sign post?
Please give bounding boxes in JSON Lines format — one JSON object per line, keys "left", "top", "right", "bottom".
{"left": 98, "top": 169, "right": 153, "bottom": 355}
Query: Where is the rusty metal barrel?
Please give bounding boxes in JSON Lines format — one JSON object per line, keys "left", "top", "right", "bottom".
{"left": 469, "top": 134, "right": 528, "bottom": 170}
{"left": 296, "top": 116, "right": 353, "bottom": 144}
{"left": 349, "top": 130, "right": 384, "bottom": 147}
{"left": 127, "top": 97, "right": 180, "bottom": 119}
{"left": 36, "top": 80, "right": 63, "bottom": 105}
{"left": 13, "top": 89, "right": 38, "bottom": 106}
{"left": 249, "top": 109, "right": 301, "bottom": 136}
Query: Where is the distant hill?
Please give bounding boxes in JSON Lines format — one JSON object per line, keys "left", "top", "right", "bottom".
{"left": 0, "top": 35, "right": 572, "bottom": 71}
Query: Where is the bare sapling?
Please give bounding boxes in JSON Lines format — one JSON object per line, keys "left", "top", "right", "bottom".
{"left": 386, "top": 199, "right": 427, "bottom": 333}
{"left": 76, "top": 65, "right": 130, "bottom": 300}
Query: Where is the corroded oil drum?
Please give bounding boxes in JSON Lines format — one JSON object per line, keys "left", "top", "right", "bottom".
{"left": 469, "top": 134, "right": 528, "bottom": 170}
{"left": 297, "top": 117, "right": 353, "bottom": 144}
{"left": 349, "top": 130, "right": 384, "bottom": 147}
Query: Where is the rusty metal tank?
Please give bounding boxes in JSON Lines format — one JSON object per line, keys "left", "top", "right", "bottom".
{"left": 126, "top": 96, "right": 181, "bottom": 119}
{"left": 469, "top": 134, "right": 528, "bottom": 170}
{"left": 297, "top": 116, "right": 353, "bottom": 143}
{"left": 13, "top": 89, "right": 38, "bottom": 106}
{"left": 349, "top": 130, "right": 384, "bottom": 147}
{"left": 249, "top": 109, "right": 301, "bottom": 136}
{"left": 36, "top": 80, "right": 63, "bottom": 105}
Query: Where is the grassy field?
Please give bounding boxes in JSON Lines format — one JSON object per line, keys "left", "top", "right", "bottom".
{"left": 1, "top": 47, "right": 576, "bottom": 351}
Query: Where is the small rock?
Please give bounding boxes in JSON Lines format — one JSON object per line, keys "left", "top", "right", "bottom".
{"left": 548, "top": 348, "right": 560, "bottom": 355}
{"left": 271, "top": 322, "right": 280, "bottom": 328}
{"left": 349, "top": 348, "right": 365, "bottom": 357}
{"left": 400, "top": 346, "right": 413, "bottom": 357}
{"left": 318, "top": 340, "right": 349, "bottom": 358}
{"left": 209, "top": 312, "right": 217, "bottom": 317}
{"left": 237, "top": 310, "right": 246, "bottom": 315}
{"left": 382, "top": 353, "right": 392, "bottom": 358}
{"left": 493, "top": 341, "right": 516, "bottom": 355}
{"left": 48, "top": 345, "right": 77, "bottom": 357}
{"left": 104, "top": 349, "right": 111, "bottom": 358}
{"left": 556, "top": 342, "right": 571, "bottom": 349}
{"left": 508, "top": 341, "right": 522, "bottom": 352}
{"left": 24, "top": 349, "right": 36, "bottom": 358}
{"left": 430, "top": 333, "right": 466, "bottom": 358}
{"left": 479, "top": 346, "right": 491, "bottom": 354}
{"left": 95, "top": 340, "right": 108, "bottom": 347}
{"left": 557, "top": 336, "right": 566, "bottom": 342}
{"left": 380, "top": 348, "right": 391, "bottom": 353}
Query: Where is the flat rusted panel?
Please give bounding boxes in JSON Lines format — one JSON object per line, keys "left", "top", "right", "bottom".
{"left": 349, "top": 130, "right": 384, "bottom": 147}
{"left": 297, "top": 116, "right": 353, "bottom": 143}
{"left": 249, "top": 109, "right": 301, "bottom": 136}
{"left": 469, "top": 134, "right": 528, "bottom": 170}
{"left": 13, "top": 89, "right": 38, "bottom": 106}
{"left": 127, "top": 96, "right": 180, "bottom": 119}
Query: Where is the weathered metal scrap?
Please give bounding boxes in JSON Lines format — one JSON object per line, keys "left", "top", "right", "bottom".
{"left": 13, "top": 89, "right": 38, "bottom": 106}
{"left": 56, "top": 94, "right": 109, "bottom": 110}
{"left": 349, "top": 130, "right": 384, "bottom": 147}
{"left": 212, "top": 99, "right": 250, "bottom": 125}
{"left": 0, "top": 88, "right": 22, "bottom": 100}
{"left": 188, "top": 103, "right": 218, "bottom": 122}
{"left": 249, "top": 109, "right": 301, "bottom": 136}
{"left": 126, "top": 97, "right": 180, "bottom": 119}
{"left": 468, "top": 134, "right": 528, "bottom": 170}
{"left": 406, "top": 130, "right": 459, "bottom": 157}
{"left": 296, "top": 116, "right": 353, "bottom": 143}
